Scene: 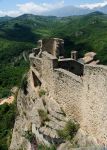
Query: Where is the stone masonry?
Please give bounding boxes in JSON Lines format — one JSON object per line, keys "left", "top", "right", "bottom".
{"left": 29, "top": 38, "right": 107, "bottom": 146}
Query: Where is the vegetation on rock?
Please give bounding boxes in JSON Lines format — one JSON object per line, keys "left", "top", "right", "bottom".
{"left": 39, "top": 89, "right": 46, "bottom": 97}
{"left": 23, "top": 130, "right": 35, "bottom": 143}
{"left": 38, "top": 109, "right": 50, "bottom": 126}
{"left": 38, "top": 144, "right": 56, "bottom": 150}
{"left": 57, "top": 120, "right": 79, "bottom": 142}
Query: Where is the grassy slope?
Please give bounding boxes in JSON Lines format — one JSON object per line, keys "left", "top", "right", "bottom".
{"left": 0, "top": 15, "right": 62, "bottom": 97}
{"left": 53, "top": 13, "right": 107, "bottom": 63}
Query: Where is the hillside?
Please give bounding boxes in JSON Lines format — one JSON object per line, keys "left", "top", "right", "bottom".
{"left": 1, "top": 12, "right": 107, "bottom": 149}
{"left": 0, "top": 16, "right": 13, "bottom": 22}
{"left": 53, "top": 12, "right": 107, "bottom": 64}
{"left": 0, "top": 14, "right": 61, "bottom": 97}
{"left": 0, "top": 11, "right": 107, "bottom": 100}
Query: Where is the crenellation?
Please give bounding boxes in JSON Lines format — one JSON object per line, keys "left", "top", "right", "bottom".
{"left": 71, "top": 51, "right": 78, "bottom": 60}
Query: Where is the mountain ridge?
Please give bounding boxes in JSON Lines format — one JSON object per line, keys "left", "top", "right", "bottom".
{"left": 0, "top": 16, "right": 13, "bottom": 22}
{"left": 44, "top": 4, "right": 107, "bottom": 17}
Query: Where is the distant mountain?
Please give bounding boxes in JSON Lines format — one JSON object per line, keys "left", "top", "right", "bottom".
{"left": 15, "top": 14, "right": 57, "bottom": 22}
{"left": 95, "top": 5, "right": 107, "bottom": 14}
{"left": 45, "top": 5, "right": 91, "bottom": 17}
{"left": 0, "top": 16, "right": 13, "bottom": 22}
{"left": 43, "top": 4, "right": 107, "bottom": 17}
{"left": 85, "top": 11, "right": 105, "bottom": 16}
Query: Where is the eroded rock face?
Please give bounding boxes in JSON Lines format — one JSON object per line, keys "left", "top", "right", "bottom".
{"left": 10, "top": 70, "right": 67, "bottom": 150}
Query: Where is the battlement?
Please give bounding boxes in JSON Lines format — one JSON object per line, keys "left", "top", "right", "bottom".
{"left": 30, "top": 38, "right": 84, "bottom": 77}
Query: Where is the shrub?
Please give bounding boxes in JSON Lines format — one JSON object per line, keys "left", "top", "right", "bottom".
{"left": 0, "top": 88, "right": 11, "bottom": 99}
{"left": 7, "top": 130, "right": 12, "bottom": 148}
{"left": 23, "top": 130, "right": 35, "bottom": 143}
{"left": 39, "top": 89, "right": 46, "bottom": 97}
{"left": 0, "top": 102, "right": 17, "bottom": 150}
{"left": 38, "top": 144, "right": 56, "bottom": 150}
{"left": 38, "top": 109, "right": 50, "bottom": 126}
{"left": 57, "top": 120, "right": 79, "bottom": 142}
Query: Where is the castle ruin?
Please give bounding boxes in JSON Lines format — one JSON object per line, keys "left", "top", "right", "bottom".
{"left": 29, "top": 38, "right": 107, "bottom": 145}
{"left": 9, "top": 38, "right": 107, "bottom": 150}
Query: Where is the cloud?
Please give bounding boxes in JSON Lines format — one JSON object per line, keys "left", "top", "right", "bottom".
{"left": 0, "top": 10, "right": 21, "bottom": 17}
{"left": 0, "top": 0, "right": 64, "bottom": 17}
{"left": 17, "top": 1, "right": 64, "bottom": 14}
{"left": 79, "top": 0, "right": 107, "bottom": 9}
{"left": 0, "top": 1, "right": 64, "bottom": 17}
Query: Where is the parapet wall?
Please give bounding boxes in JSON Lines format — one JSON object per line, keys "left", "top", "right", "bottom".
{"left": 58, "top": 58, "right": 84, "bottom": 76}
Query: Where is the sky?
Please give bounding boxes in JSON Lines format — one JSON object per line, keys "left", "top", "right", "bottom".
{"left": 0, "top": 0, "right": 107, "bottom": 17}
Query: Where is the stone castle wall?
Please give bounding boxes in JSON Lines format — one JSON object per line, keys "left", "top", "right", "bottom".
{"left": 58, "top": 59, "right": 84, "bottom": 76}
{"left": 30, "top": 50, "right": 107, "bottom": 144}
{"left": 42, "top": 38, "right": 64, "bottom": 57}
{"left": 82, "top": 65, "right": 107, "bottom": 144}
{"left": 54, "top": 68, "right": 83, "bottom": 122}
{"left": 41, "top": 52, "right": 58, "bottom": 97}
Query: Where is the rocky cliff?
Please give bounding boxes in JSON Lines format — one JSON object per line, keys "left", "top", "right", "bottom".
{"left": 9, "top": 70, "right": 101, "bottom": 150}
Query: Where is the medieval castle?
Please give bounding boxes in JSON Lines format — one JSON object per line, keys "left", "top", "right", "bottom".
{"left": 29, "top": 38, "right": 107, "bottom": 145}
{"left": 10, "top": 38, "right": 107, "bottom": 150}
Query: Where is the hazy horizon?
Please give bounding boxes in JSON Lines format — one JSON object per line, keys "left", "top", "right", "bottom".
{"left": 0, "top": 0, "right": 107, "bottom": 17}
